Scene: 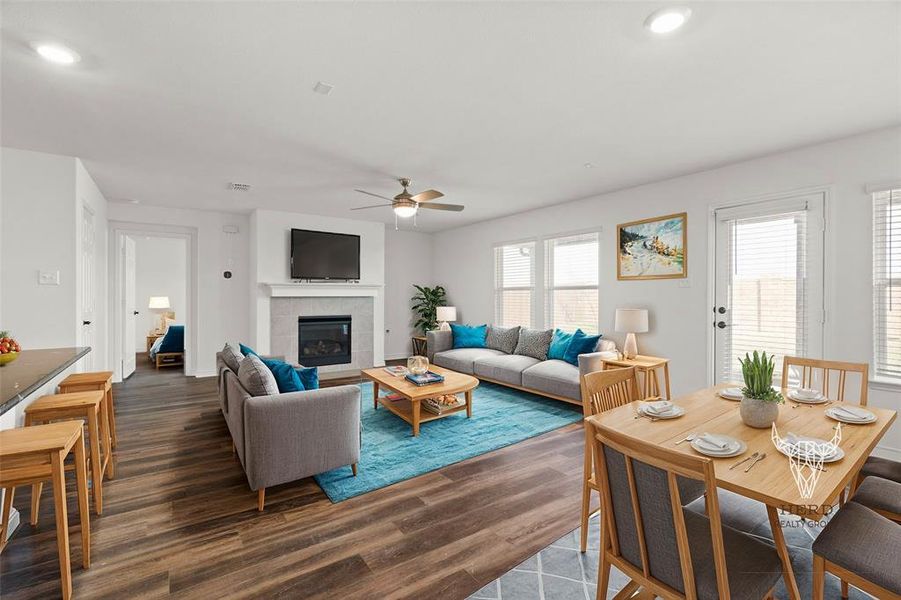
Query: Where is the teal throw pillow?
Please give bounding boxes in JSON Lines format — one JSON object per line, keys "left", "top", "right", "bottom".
{"left": 450, "top": 323, "right": 488, "bottom": 349}
{"left": 547, "top": 328, "right": 579, "bottom": 361}
{"left": 295, "top": 366, "right": 319, "bottom": 390}
{"left": 239, "top": 343, "right": 259, "bottom": 357}
{"left": 563, "top": 331, "right": 602, "bottom": 366}
{"left": 261, "top": 358, "right": 304, "bottom": 393}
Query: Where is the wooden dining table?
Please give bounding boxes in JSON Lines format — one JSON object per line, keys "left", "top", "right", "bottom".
{"left": 585, "top": 383, "right": 897, "bottom": 600}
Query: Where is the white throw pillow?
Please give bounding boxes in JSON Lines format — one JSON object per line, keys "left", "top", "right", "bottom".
{"left": 237, "top": 354, "right": 278, "bottom": 396}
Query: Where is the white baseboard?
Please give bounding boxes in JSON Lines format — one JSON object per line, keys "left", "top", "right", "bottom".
{"left": 193, "top": 370, "right": 217, "bottom": 379}
{"left": 384, "top": 354, "right": 410, "bottom": 361}
{"left": 873, "top": 444, "right": 901, "bottom": 461}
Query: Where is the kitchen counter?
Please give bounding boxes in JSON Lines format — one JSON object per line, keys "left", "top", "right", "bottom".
{"left": 0, "top": 347, "right": 91, "bottom": 415}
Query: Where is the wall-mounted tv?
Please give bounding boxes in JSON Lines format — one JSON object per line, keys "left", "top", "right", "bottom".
{"left": 290, "top": 228, "right": 361, "bottom": 280}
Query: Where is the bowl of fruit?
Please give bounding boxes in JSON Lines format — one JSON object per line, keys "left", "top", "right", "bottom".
{"left": 0, "top": 331, "right": 21, "bottom": 365}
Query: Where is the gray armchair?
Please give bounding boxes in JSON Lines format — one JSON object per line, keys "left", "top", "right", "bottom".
{"left": 217, "top": 352, "right": 361, "bottom": 510}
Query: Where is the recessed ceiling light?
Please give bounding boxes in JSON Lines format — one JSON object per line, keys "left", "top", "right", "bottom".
{"left": 584, "top": 162, "right": 594, "bottom": 169}
{"left": 645, "top": 7, "right": 692, "bottom": 35}
{"left": 32, "top": 42, "right": 80, "bottom": 65}
{"left": 313, "top": 81, "right": 334, "bottom": 96}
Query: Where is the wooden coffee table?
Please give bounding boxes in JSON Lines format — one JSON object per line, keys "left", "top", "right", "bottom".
{"left": 362, "top": 365, "right": 479, "bottom": 436}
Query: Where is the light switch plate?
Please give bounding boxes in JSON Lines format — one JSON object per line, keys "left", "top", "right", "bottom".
{"left": 38, "top": 270, "right": 61, "bottom": 285}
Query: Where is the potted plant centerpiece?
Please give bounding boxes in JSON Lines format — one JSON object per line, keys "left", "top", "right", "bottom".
{"left": 738, "top": 351, "right": 783, "bottom": 428}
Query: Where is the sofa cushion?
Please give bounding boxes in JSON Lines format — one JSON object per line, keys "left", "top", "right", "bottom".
{"left": 473, "top": 354, "right": 541, "bottom": 386}
{"left": 295, "top": 366, "right": 319, "bottom": 390}
{"left": 221, "top": 343, "right": 243, "bottom": 372}
{"left": 433, "top": 348, "right": 505, "bottom": 374}
{"left": 486, "top": 325, "right": 520, "bottom": 354}
{"left": 563, "top": 331, "right": 603, "bottom": 366}
{"left": 514, "top": 328, "right": 554, "bottom": 360}
{"left": 450, "top": 323, "right": 488, "bottom": 348}
{"left": 239, "top": 342, "right": 259, "bottom": 357}
{"left": 261, "top": 358, "right": 305, "bottom": 393}
{"left": 238, "top": 354, "right": 279, "bottom": 396}
{"left": 522, "top": 359, "right": 581, "bottom": 400}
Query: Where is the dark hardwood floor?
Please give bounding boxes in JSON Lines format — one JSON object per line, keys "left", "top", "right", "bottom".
{"left": 0, "top": 356, "right": 588, "bottom": 599}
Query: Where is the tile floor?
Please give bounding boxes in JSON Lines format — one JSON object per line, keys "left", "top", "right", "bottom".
{"left": 469, "top": 495, "right": 876, "bottom": 600}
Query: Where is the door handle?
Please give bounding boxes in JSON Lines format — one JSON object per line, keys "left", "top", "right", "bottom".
{"left": 83, "top": 320, "right": 92, "bottom": 326}
{"left": 716, "top": 321, "right": 727, "bottom": 329}
{"left": 133, "top": 311, "right": 140, "bottom": 315}
{"left": 717, "top": 306, "right": 727, "bottom": 314}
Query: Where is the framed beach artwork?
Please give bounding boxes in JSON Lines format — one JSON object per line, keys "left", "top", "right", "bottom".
{"left": 617, "top": 212, "right": 687, "bottom": 280}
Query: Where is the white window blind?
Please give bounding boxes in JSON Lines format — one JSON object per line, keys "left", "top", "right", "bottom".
{"left": 544, "top": 232, "right": 599, "bottom": 333}
{"left": 494, "top": 241, "right": 535, "bottom": 328}
{"left": 721, "top": 209, "right": 809, "bottom": 384}
{"left": 874, "top": 188, "right": 901, "bottom": 380}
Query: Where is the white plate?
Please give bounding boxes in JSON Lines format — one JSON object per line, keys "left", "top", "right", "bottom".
{"left": 690, "top": 436, "right": 747, "bottom": 458}
{"left": 825, "top": 406, "right": 876, "bottom": 424}
{"left": 777, "top": 443, "right": 845, "bottom": 463}
{"left": 718, "top": 390, "right": 743, "bottom": 401}
{"left": 787, "top": 390, "right": 827, "bottom": 404}
{"left": 638, "top": 404, "right": 685, "bottom": 420}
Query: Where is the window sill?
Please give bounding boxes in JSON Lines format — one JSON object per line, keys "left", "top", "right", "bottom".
{"left": 869, "top": 378, "right": 901, "bottom": 392}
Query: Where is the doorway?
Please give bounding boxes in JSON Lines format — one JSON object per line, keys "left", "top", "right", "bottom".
{"left": 111, "top": 224, "right": 195, "bottom": 381}
{"left": 712, "top": 192, "right": 826, "bottom": 384}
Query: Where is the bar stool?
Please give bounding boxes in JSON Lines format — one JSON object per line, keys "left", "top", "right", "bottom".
{"left": 25, "top": 391, "right": 109, "bottom": 516}
{"left": 0, "top": 421, "right": 91, "bottom": 600}
{"left": 58, "top": 371, "right": 117, "bottom": 461}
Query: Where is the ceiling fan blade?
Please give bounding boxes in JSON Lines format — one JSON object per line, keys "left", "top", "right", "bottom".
{"left": 354, "top": 189, "right": 394, "bottom": 201}
{"left": 419, "top": 202, "right": 464, "bottom": 212}
{"left": 410, "top": 189, "right": 444, "bottom": 203}
{"left": 351, "top": 203, "right": 394, "bottom": 211}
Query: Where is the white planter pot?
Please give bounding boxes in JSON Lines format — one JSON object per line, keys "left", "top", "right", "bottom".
{"left": 739, "top": 396, "right": 779, "bottom": 428}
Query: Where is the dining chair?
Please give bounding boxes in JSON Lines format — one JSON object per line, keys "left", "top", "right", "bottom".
{"left": 586, "top": 418, "right": 784, "bottom": 600}
{"left": 851, "top": 476, "right": 901, "bottom": 523}
{"left": 579, "top": 367, "right": 642, "bottom": 553}
{"left": 811, "top": 501, "right": 901, "bottom": 600}
{"left": 780, "top": 357, "right": 868, "bottom": 405}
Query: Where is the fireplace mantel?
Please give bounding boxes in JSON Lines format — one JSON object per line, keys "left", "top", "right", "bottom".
{"left": 264, "top": 283, "right": 383, "bottom": 298}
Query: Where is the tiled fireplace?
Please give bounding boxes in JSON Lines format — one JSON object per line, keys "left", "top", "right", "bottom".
{"left": 297, "top": 315, "right": 352, "bottom": 367}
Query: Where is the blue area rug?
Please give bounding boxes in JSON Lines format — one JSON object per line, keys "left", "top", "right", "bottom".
{"left": 314, "top": 381, "right": 583, "bottom": 502}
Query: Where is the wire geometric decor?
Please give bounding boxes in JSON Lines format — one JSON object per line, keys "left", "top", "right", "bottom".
{"left": 771, "top": 423, "right": 842, "bottom": 499}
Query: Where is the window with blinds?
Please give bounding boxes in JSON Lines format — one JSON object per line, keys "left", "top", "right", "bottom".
{"left": 494, "top": 241, "right": 535, "bottom": 328}
{"left": 874, "top": 188, "right": 901, "bottom": 381}
{"left": 544, "top": 232, "right": 599, "bottom": 333}
{"left": 721, "top": 209, "right": 809, "bottom": 384}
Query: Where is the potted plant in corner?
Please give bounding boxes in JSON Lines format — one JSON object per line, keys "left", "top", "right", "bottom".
{"left": 738, "top": 350, "right": 784, "bottom": 428}
{"left": 411, "top": 285, "right": 447, "bottom": 335}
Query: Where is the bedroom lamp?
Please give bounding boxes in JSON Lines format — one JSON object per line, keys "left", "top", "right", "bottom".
{"left": 436, "top": 306, "right": 457, "bottom": 331}
{"left": 148, "top": 296, "right": 171, "bottom": 331}
{"left": 615, "top": 308, "right": 649, "bottom": 359}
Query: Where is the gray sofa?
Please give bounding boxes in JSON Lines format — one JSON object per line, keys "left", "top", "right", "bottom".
{"left": 216, "top": 352, "right": 361, "bottom": 510}
{"left": 426, "top": 329, "right": 617, "bottom": 404}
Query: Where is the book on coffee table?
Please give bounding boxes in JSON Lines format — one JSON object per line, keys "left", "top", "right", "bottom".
{"left": 421, "top": 394, "right": 465, "bottom": 415}
{"left": 382, "top": 366, "right": 408, "bottom": 377}
{"left": 404, "top": 371, "right": 445, "bottom": 386}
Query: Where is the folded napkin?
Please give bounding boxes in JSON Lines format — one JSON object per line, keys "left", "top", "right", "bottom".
{"left": 793, "top": 388, "right": 821, "bottom": 399}
{"left": 643, "top": 400, "right": 675, "bottom": 415}
{"left": 834, "top": 405, "right": 871, "bottom": 420}
{"left": 722, "top": 387, "right": 743, "bottom": 397}
{"left": 784, "top": 432, "right": 836, "bottom": 458}
{"left": 695, "top": 433, "right": 733, "bottom": 451}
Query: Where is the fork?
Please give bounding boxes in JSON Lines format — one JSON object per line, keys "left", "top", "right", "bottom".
{"left": 675, "top": 433, "right": 696, "bottom": 445}
{"left": 744, "top": 452, "right": 767, "bottom": 472}
{"left": 730, "top": 451, "right": 759, "bottom": 470}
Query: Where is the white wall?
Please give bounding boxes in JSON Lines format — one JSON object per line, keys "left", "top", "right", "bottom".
{"left": 384, "top": 229, "right": 434, "bottom": 358}
{"left": 133, "top": 236, "right": 187, "bottom": 350}
{"left": 107, "top": 204, "right": 249, "bottom": 376}
{"left": 432, "top": 127, "right": 901, "bottom": 457}
{"left": 249, "top": 209, "right": 386, "bottom": 354}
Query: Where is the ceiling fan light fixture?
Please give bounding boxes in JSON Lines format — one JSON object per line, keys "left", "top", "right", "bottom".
{"left": 394, "top": 204, "right": 418, "bottom": 218}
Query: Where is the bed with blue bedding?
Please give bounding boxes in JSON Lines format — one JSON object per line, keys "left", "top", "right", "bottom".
{"left": 149, "top": 325, "right": 185, "bottom": 369}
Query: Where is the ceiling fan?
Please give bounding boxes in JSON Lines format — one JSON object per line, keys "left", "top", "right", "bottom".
{"left": 352, "top": 178, "right": 464, "bottom": 219}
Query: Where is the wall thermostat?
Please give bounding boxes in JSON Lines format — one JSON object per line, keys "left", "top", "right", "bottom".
{"left": 223, "top": 270, "right": 232, "bottom": 279}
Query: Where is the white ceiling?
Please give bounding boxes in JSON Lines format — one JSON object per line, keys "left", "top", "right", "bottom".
{"left": 2, "top": 2, "right": 899, "bottom": 232}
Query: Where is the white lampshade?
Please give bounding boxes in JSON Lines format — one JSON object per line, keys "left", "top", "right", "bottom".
{"left": 436, "top": 306, "right": 457, "bottom": 322}
{"left": 614, "top": 308, "right": 648, "bottom": 333}
{"left": 148, "top": 296, "right": 171, "bottom": 310}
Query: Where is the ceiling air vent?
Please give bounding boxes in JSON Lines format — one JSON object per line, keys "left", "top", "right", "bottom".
{"left": 228, "top": 182, "right": 251, "bottom": 192}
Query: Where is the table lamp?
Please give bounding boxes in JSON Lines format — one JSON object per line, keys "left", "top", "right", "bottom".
{"left": 615, "top": 308, "right": 648, "bottom": 359}
{"left": 436, "top": 306, "right": 457, "bottom": 331}
{"left": 148, "top": 296, "right": 171, "bottom": 331}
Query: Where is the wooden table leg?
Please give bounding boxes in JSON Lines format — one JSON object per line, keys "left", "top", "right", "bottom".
{"left": 1, "top": 487, "right": 15, "bottom": 552}
{"left": 643, "top": 369, "right": 651, "bottom": 399}
{"left": 72, "top": 430, "right": 91, "bottom": 568}
{"left": 652, "top": 369, "right": 661, "bottom": 398}
{"left": 767, "top": 505, "right": 801, "bottom": 600}
{"left": 664, "top": 363, "right": 671, "bottom": 400}
{"left": 106, "top": 386, "right": 118, "bottom": 449}
{"left": 30, "top": 483, "right": 42, "bottom": 525}
{"left": 412, "top": 399, "right": 420, "bottom": 437}
{"left": 100, "top": 393, "right": 114, "bottom": 479}
{"left": 465, "top": 390, "right": 473, "bottom": 418}
{"left": 50, "top": 450, "right": 73, "bottom": 600}
{"left": 372, "top": 381, "right": 380, "bottom": 410}
{"left": 86, "top": 408, "right": 103, "bottom": 514}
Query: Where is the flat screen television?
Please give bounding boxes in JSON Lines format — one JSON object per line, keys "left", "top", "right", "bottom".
{"left": 290, "top": 228, "right": 361, "bottom": 280}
